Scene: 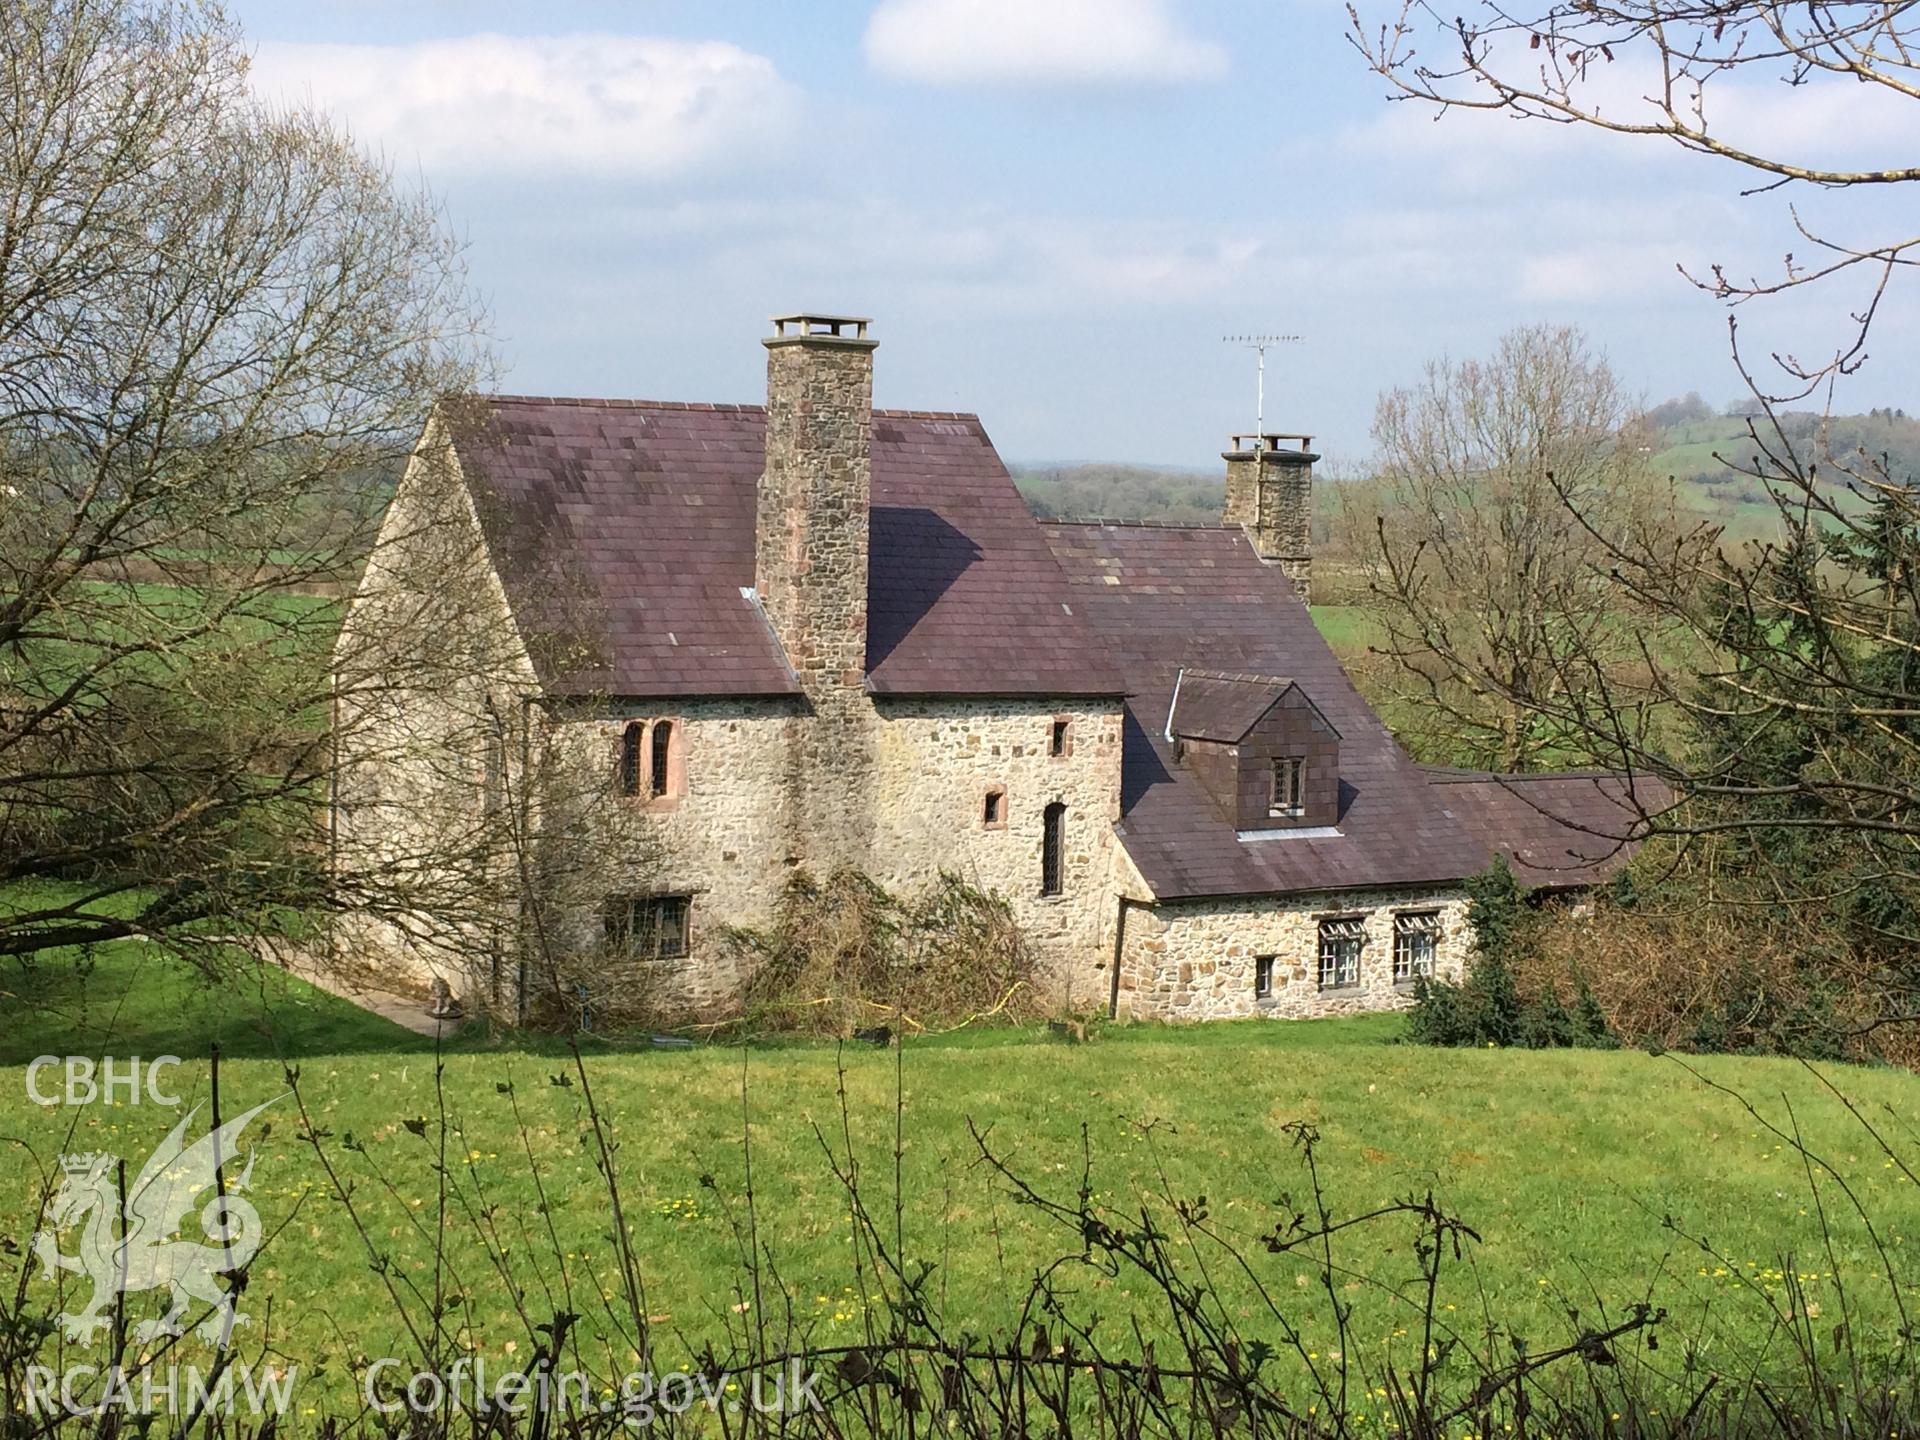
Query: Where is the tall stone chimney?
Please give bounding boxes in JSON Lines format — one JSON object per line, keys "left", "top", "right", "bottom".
{"left": 1222, "top": 432, "right": 1317, "bottom": 602}
{"left": 755, "top": 313, "right": 878, "bottom": 868}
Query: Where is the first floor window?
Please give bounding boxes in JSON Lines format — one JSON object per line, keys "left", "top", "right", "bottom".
{"left": 618, "top": 722, "right": 644, "bottom": 796}
{"left": 1254, "top": 954, "right": 1276, "bottom": 999}
{"left": 1317, "top": 915, "right": 1365, "bottom": 989}
{"left": 616, "top": 718, "right": 684, "bottom": 801}
{"left": 649, "top": 720, "right": 674, "bottom": 798}
{"left": 481, "top": 729, "right": 506, "bottom": 820}
{"left": 1393, "top": 911, "right": 1440, "bottom": 981}
{"left": 604, "top": 894, "right": 692, "bottom": 960}
{"left": 1041, "top": 801, "right": 1066, "bottom": 896}
{"left": 1269, "top": 757, "right": 1304, "bottom": 817}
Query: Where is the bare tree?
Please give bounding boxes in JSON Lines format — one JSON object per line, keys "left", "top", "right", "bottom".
{"left": 1360, "top": 324, "right": 1676, "bottom": 770}
{"left": 1344, "top": 1, "right": 1920, "bottom": 1018}
{"left": 1347, "top": 0, "right": 1916, "bottom": 400}
{"left": 0, "top": 0, "right": 490, "bottom": 963}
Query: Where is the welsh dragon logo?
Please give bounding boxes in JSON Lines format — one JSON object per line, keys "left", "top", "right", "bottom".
{"left": 33, "top": 1096, "right": 281, "bottom": 1346}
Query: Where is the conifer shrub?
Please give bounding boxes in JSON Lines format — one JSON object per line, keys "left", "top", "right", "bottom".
{"left": 1408, "top": 857, "right": 1615, "bottom": 1049}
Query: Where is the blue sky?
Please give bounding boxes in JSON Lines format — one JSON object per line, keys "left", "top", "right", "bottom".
{"left": 236, "top": 0, "right": 1917, "bottom": 466}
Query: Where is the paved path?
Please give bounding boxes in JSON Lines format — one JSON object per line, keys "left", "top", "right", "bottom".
{"left": 266, "top": 941, "right": 468, "bottom": 1040}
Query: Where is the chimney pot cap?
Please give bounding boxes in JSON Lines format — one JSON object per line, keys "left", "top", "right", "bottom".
{"left": 767, "top": 313, "right": 875, "bottom": 345}
{"left": 1227, "top": 432, "right": 1314, "bottom": 455}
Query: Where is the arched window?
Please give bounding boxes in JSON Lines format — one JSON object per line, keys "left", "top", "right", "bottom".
{"left": 649, "top": 720, "right": 673, "bottom": 799}
{"left": 1041, "top": 801, "right": 1066, "bottom": 896}
{"left": 618, "top": 722, "right": 643, "bottom": 797}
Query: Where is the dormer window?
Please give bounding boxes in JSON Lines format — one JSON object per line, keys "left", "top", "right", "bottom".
{"left": 1268, "top": 758, "right": 1304, "bottom": 817}
{"left": 1164, "top": 669, "right": 1341, "bottom": 833}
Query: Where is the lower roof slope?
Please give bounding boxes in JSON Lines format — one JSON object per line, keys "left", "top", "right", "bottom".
{"left": 1420, "top": 768, "right": 1671, "bottom": 890}
{"left": 454, "top": 397, "right": 1120, "bottom": 699}
{"left": 1041, "top": 521, "right": 1491, "bottom": 901}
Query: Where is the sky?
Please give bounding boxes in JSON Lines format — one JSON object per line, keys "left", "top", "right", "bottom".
{"left": 235, "top": 0, "right": 1918, "bottom": 467}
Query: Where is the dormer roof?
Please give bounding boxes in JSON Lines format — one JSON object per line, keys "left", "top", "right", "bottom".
{"left": 1167, "top": 668, "right": 1341, "bottom": 744}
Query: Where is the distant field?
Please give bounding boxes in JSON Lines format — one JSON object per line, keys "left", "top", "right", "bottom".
{"left": 1309, "top": 604, "right": 1384, "bottom": 655}
{"left": 1012, "top": 462, "right": 1223, "bottom": 525}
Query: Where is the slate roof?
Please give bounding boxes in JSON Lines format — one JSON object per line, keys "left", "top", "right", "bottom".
{"left": 453, "top": 397, "right": 1122, "bottom": 699}
{"left": 1420, "top": 768, "right": 1673, "bottom": 890}
{"left": 1168, "top": 669, "right": 1339, "bottom": 744}
{"left": 1040, "top": 521, "right": 1493, "bottom": 900}
{"left": 451, "top": 395, "right": 1651, "bottom": 905}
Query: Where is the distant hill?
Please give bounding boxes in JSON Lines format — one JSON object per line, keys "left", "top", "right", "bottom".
{"left": 1651, "top": 409, "right": 1920, "bottom": 486}
{"left": 1011, "top": 463, "right": 1223, "bottom": 525}
{"left": 1008, "top": 406, "right": 1917, "bottom": 538}
{"left": 1647, "top": 404, "right": 1920, "bottom": 540}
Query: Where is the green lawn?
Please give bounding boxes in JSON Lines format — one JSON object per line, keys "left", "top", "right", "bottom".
{"left": 1310, "top": 604, "right": 1385, "bottom": 656}
{"left": 4, "top": 943, "right": 1917, "bottom": 1410}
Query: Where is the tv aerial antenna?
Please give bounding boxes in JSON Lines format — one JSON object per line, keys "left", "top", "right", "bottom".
{"left": 1223, "top": 333, "right": 1302, "bottom": 438}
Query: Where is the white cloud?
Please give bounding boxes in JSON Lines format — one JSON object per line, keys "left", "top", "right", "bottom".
{"left": 247, "top": 34, "right": 799, "bottom": 179}
{"left": 862, "top": 0, "right": 1227, "bottom": 88}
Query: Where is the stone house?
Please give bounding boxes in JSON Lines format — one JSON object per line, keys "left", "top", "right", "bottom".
{"left": 332, "top": 313, "right": 1657, "bottom": 1022}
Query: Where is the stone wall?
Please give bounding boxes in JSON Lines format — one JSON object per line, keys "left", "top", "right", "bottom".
{"left": 555, "top": 696, "right": 1124, "bottom": 1012}
{"left": 562, "top": 697, "right": 797, "bottom": 1009}
{"left": 1116, "top": 886, "right": 1473, "bottom": 1020}
{"left": 869, "top": 697, "right": 1125, "bottom": 1010}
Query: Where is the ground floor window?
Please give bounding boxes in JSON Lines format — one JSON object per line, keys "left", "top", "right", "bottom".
{"left": 1254, "top": 954, "right": 1276, "bottom": 999}
{"left": 604, "top": 893, "right": 692, "bottom": 960}
{"left": 1317, "top": 915, "right": 1365, "bottom": 989}
{"left": 1393, "top": 910, "right": 1440, "bottom": 981}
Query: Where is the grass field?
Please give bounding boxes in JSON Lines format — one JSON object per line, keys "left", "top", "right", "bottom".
{"left": 1309, "top": 605, "right": 1385, "bottom": 656}
{"left": 4, "top": 943, "right": 1916, "bottom": 1411}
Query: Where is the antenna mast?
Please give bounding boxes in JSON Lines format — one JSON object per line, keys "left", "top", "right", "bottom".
{"left": 1223, "top": 333, "right": 1302, "bottom": 437}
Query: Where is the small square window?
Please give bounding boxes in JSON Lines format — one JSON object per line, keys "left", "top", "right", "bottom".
{"left": 1049, "top": 718, "right": 1072, "bottom": 758}
{"left": 1269, "top": 757, "right": 1304, "bottom": 817}
{"left": 1254, "top": 954, "right": 1276, "bottom": 1000}
{"left": 1393, "top": 911, "right": 1440, "bottom": 982}
{"left": 604, "top": 894, "right": 691, "bottom": 961}
{"left": 1317, "top": 915, "right": 1365, "bottom": 990}
{"left": 982, "top": 786, "right": 1007, "bottom": 829}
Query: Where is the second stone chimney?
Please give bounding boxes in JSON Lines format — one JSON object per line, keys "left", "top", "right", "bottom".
{"left": 1222, "top": 433, "right": 1317, "bottom": 602}
{"left": 755, "top": 314, "right": 877, "bottom": 692}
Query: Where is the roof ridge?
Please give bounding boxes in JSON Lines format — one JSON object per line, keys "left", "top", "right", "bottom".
{"left": 483, "top": 395, "right": 758, "bottom": 411}
{"left": 476, "top": 394, "right": 981, "bottom": 423}
{"left": 1181, "top": 667, "right": 1290, "bottom": 687}
{"left": 1420, "top": 766, "right": 1637, "bottom": 784}
{"left": 1038, "top": 519, "right": 1233, "bottom": 532}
